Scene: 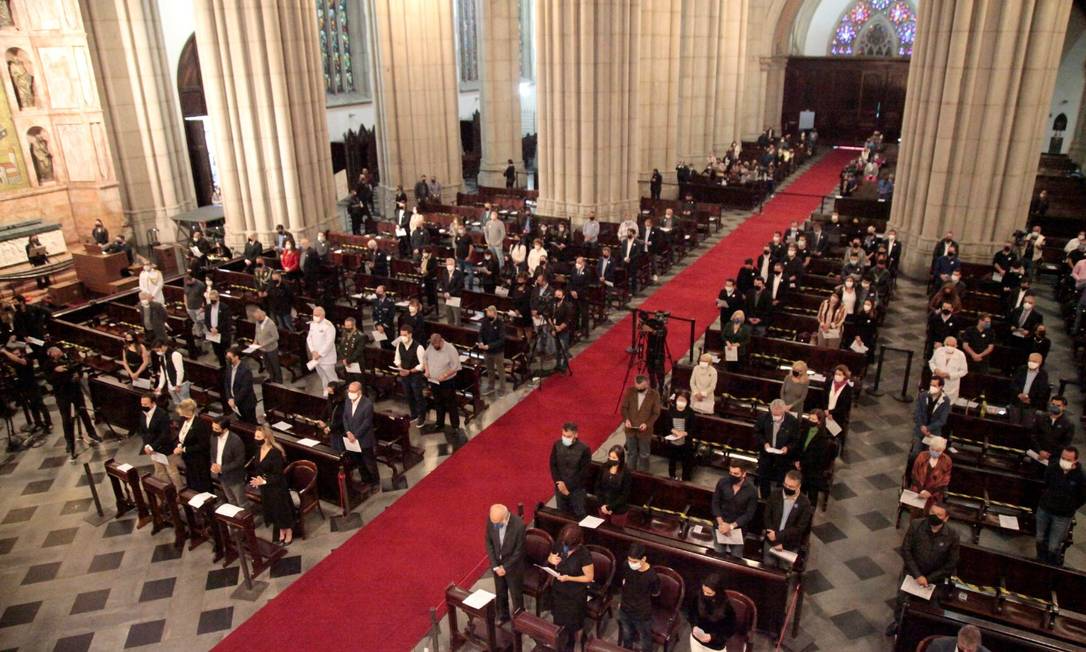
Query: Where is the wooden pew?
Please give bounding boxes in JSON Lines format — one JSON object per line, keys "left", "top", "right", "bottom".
{"left": 833, "top": 195, "right": 890, "bottom": 221}
{"left": 141, "top": 474, "right": 187, "bottom": 549}
{"left": 179, "top": 488, "right": 225, "bottom": 558}
{"left": 88, "top": 376, "right": 144, "bottom": 436}
{"left": 532, "top": 505, "right": 802, "bottom": 637}
{"left": 213, "top": 506, "right": 286, "bottom": 578}
{"left": 445, "top": 583, "right": 514, "bottom": 652}
{"left": 104, "top": 458, "right": 151, "bottom": 527}
{"left": 894, "top": 601, "right": 1073, "bottom": 652}
{"left": 703, "top": 329, "right": 869, "bottom": 380}
{"left": 670, "top": 363, "right": 827, "bottom": 413}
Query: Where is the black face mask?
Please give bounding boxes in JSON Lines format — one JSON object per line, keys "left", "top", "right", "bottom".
{"left": 783, "top": 486, "right": 798, "bottom": 497}
{"left": 928, "top": 515, "right": 944, "bottom": 529}
{"left": 729, "top": 475, "right": 742, "bottom": 485}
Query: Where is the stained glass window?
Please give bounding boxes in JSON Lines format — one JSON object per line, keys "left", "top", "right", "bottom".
{"left": 830, "top": 0, "right": 917, "bottom": 57}
{"left": 317, "top": 0, "right": 354, "bottom": 94}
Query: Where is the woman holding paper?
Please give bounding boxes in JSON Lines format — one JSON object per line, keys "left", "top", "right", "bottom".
{"left": 121, "top": 333, "right": 151, "bottom": 382}
{"left": 547, "top": 524, "right": 594, "bottom": 652}
{"left": 851, "top": 299, "right": 879, "bottom": 366}
{"left": 796, "top": 409, "right": 838, "bottom": 503}
{"left": 824, "top": 364, "right": 854, "bottom": 427}
{"left": 720, "top": 310, "right": 750, "bottom": 371}
{"left": 174, "top": 399, "right": 212, "bottom": 492}
{"left": 814, "top": 293, "right": 846, "bottom": 349}
{"left": 594, "top": 445, "right": 632, "bottom": 523}
{"left": 687, "top": 573, "right": 737, "bottom": 651}
{"left": 910, "top": 436, "right": 953, "bottom": 505}
{"left": 780, "top": 361, "right": 810, "bottom": 413}
{"left": 689, "top": 353, "right": 718, "bottom": 414}
{"left": 249, "top": 426, "right": 295, "bottom": 545}
{"left": 665, "top": 393, "right": 697, "bottom": 481}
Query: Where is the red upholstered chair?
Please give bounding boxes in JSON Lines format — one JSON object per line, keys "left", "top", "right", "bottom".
{"left": 512, "top": 610, "right": 563, "bottom": 652}
{"left": 285, "top": 460, "right": 323, "bottom": 539}
{"left": 724, "top": 590, "right": 757, "bottom": 652}
{"left": 522, "top": 528, "right": 555, "bottom": 615}
{"left": 581, "top": 545, "right": 616, "bottom": 644}
{"left": 650, "top": 565, "right": 685, "bottom": 652}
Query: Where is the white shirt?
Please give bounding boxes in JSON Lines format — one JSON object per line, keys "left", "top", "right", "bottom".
{"left": 827, "top": 381, "right": 847, "bottom": 411}
{"left": 527, "top": 247, "right": 545, "bottom": 274}
{"left": 307, "top": 318, "right": 337, "bottom": 365}
{"left": 139, "top": 270, "right": 165, "bottom": 303}
{"left": 156, "top": 350, "right": 186, "bottom": 391}
{"left": 210, "top": 302, "right": 220, "bottom": 329}
{"left": 215, "top": 433, "right": 227, "bottom": 466}
{"left": 144, "top": 406, "right": 156, "bottom": 427}
{"left": 178, "top": 417, "right": 194, "bottom": 446}
{"left": 928, "top": 346, "right": 968, "bottom": 400}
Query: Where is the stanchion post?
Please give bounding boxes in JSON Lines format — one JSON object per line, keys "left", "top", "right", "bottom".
{"left": 82, "top": 462, "right": 110, "bottom": 526}
{"left": 429, "top": 606, "right": 441, "bottom": 652}
{"left": 891, "top": 349, "right": 915, "bottom": 403}
{"left": 687, "top": 318, "right": 696, "bottom": 364}
{"left": 228, "top": 527, "right": 268, "bottom": 600}
{"left": 866, "top": 345, "right": 887, "bottom": 397}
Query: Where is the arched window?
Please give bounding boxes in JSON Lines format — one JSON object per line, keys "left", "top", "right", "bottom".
{"left": 830, "top": 0, "right": 916, "bottom": 57}
{"left": 316, "top": 0, "right": 370, "bottom": 98}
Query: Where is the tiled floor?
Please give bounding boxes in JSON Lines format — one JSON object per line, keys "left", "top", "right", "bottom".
{"left": 1, "top": 157, "right": 1082, "bottom": 651}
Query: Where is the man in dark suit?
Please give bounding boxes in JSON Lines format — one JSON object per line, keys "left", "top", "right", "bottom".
{"left": 437, "top": 257, "right": 465, "bottom": 326}
{"left": 597, "top": 247, "right": 615, "bottom": 287}
{"left": 620, "top": 231, "right": 641, "bottom": 294}
{"left": 138, "top": 292, "right": 169, "bottom": 343}
{"left": 1010, "top": 353, "right": 1050, "bottom": 427}
{"left": 485, "top": 504, "right": 526, "bottom": 622}
{"left": 805, "top": 222, "right": 828, "bottom": 257}
{"left": 756, "top": 400, "right": 799, "bottom": 496}
{"left": 224, "top": 348, "right": 257, "bottom": 423}
{"left": 767, "top": 263, "right": 788, "bottom": 307}
{"left": 931, "top": 231, "right": 958, "bottom": 269}
{"left": 137, "top": 393, "right": 180, "bottom": 489}
{"left": 210, "top": 416, "right": 247, "bottom": 506}
{"left": 762, "top": 470, "right": 813, "bottom": 569}
{"left": 642, "top": 217, "right": 662, "bottom": 282}
{"left": 299, "top": 237, "right": 321, "bottom": 293}
{"left": 503, "top": 159, "right": 517, "bottom": 188}
{"left": 338, "top": 381, "right": 378, "bottom": 486}
{"left": 649, "top": 168, "right": 663, "bottom": 200}
{"left": 242, "top": 234, "right": 263, "bottom": 271}
{"left": 1030, "top": 395, "right": 1074, "bottom": 468}
{"left": 912, "top": 376, "right": 951, "bottom": 460}
{"left": 1008, "top": 297, "right": 1043, "bottom": 344}
{"left": 745, "top": 275, "right": 772, "bottom": 335}
{"left": 566, "top": 256, "right": 592, "bottom": 337}
{"left": 394, "top": 201, "right": 411, "bottom": 257}
{"left": 711, "top": 461, "right": 759, "bottom": 557}
{"left": 204, "top": 290, "right": 233, "bottom": 367}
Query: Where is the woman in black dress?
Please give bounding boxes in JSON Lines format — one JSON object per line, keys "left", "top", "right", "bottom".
{"left": 687, "top": 573, "right": 737, "bottom": 652}
{"left": 174, "top": 399, "right": 212, "bottom": 492}
{"left": 249, "top": 426, "right": 295, "bottom": 544}
{"left": 795, "top": 409, "right": 839, "bottom": 504}
{"left": 317, "top": 381, "right": 346, "bottom": 446}
{"left": 824, "top": 364, "right": 854, "bottom": 428}
{"left": 665, "top": 391, "right": 697, "bottom": 481}
{"left": 594, "top": 445, "right": 631, "bottom": 524}
{"left": 547, "top": 524, "right": 595, "bottom": 652}
{"left": 851, "top": 298, "right": 878, "bottom": 369}
{"left": 120, "top": 333, "right": 150, "bottom": 382}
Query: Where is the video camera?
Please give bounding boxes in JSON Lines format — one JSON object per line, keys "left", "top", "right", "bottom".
{"left": 639, "top": 309, "right": 670, "bottom": 333}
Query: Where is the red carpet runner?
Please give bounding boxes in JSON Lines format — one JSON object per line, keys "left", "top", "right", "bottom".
{"left": 216, "top": 149, "right": 854, "bottom": 650}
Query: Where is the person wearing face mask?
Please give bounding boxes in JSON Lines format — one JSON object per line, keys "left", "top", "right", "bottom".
{"left": 762, "top": 470, "right": 813, "bottom": 569}
{"left": 930, "top": 231, "right": 958, "bottom": 269}
{"left": 393, "top": 324, "right": 428, "bottom": 427}
{"left": 928, "top": 335, "right": 968, "bottom": 401}
{"left": 932, "top": 247, "right": 960, "bottom": 286}
{"left": 136, "top": 290, "right": 168, "bottom": 343}
{"left": 316, "top": 380, "right": 345, "bottom": 446}
{"left": 883, "top": 229, "right": 901, "bottom": 271}
{"left": 242, "top": 233, "right": 263, "bottom": 272}
{"left": 840, "top": 252, "right": 864, "bottom": 280}
{"left": 886, "top": 502, "right": 959, "bottom": 636}
{"left": 136, "top": 393, "right": 180, "bottom": 489}
{"left": 223, "top": 348, "right": 258, "bottom": 423}
{"left": 174, "top": 399, "right": 212, "bottom": 492}
{"left": 756, "top": 400, "right": 799, "bottom": 496}
{"left": 755, "top": 246, "right": 774, "bottom": 281}
{"left": 364, "top": 239, "right": 389, "bottom": 279}
{"left": 620, "top": 228, "right": 642, "bottom": 295}
{"left": 209, "top": 416, "right": 247, "bottom": 505}
{"left": 1029, "top": 396, "right": 1073, "bottom": 468}
{"left": 370, "top": 284, "right": 395, "bottom": 334}
{"left": 335, "top": 317, "right": 366, "bottom": 385}
{"left": 617, "top": 543, "right": 660, "bottom": 652}
{"left": 249, "top": 426, "right": 295, "bottom": 545}
{"left": 814, "top": 293, "right": 846, "bottom": 349}
{"left": 710, "top": 462, "right": 757, "bottom": 557}
{"left": 153, "top": 339, "right": 189, "bottom": 405}
{"left": 716, "top": 278, "right": 743, "bottom": 325}
{"left": 664, "top": 392, "right": 697, "bottom": 481}
{"left": 549, "top": 423, "right": 590, "bottom": 518}
{"left": 204, "top": 290, "right": 234, "bottom": 366}
{"left": 437, "top": 257, "right": 464, "bottom": 326}
{"left": 992, "top": 240, "right": 1018, "bottom": 279}
{"left": 547, "top": 524, "right": 595, "bottom": 652}
{"left": 909, "top": 436, "right": 952, "bottom": 507}
{"left": 1008, "top": 296, "right": 1043, "bottom": 344}
{"left": 925, "top": 301, "right": 960, "bottom": 360}
{"left": 594, "top": 445, "right": 632, "bottom": 521}
{"left": 783, "top": 246, "right": 804, "bottom": 290}
{"left": 824, "top": 364, "right": 853, "bottom": 428}
{"left": 138, "top": 262, "right": 165, "bottom": 304}
{"left": 91, "top": 218, "right": 109, "bottom": 246}
{"left": 960, "top": 314, "right": 994, "bottom": 374}
{"left": 279, "top": 237, "right": 300, "bottom": 278}
{"left": 1035, "top": 446, "right": 1086, "bottom": 565}
{"left": 478, "top": 248, "right": 501, "bottom": 295}
{"left": 780, "top": 361, "right": 810, "bottom": 413}
{"left": 1030, "top": 324, "right": 1051, "bottom": 360}
{"left": 851, "top": 299, "right": 878, "bottom": 363}
{"left": 911, "top": 376, "right": 950, "bottom": 460}
{"left": 686, "top": 573, "right": 737, "bottom": 652}
{"left": 484, "top": 504, "right": 526, "bottom": 623}
{"left": 689, "top": 353, "right": 718, "bottom": 414}
{"left": 720, "top": 310, "right": 751, "bottom": 370}
{"left": 796, "top": 409, "right": 838, "bottom": 503}
{"left": 1009, "top": 353, "right": 1050, "bottom": 427}
{"left": 306, "top": 306, "right": 339, "bottom": 389}
{"left": 337, "top": 381, "right": 378, "bottom": 486}
{"left": 120, "top": 332, "right": 151, "bottom": 383}
{"left": 621, "top": 375, "right": 662, "bottom": 472}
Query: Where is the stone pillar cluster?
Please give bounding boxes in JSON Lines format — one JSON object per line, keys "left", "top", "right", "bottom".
{"left": 890, "top": 0, "right": 1072, "bottom": 277}
{"left": 193, "top": 0, "right": 336, "bottom": 245}
{"left": 477, "top": 0, "right": 524, "bottom": 189}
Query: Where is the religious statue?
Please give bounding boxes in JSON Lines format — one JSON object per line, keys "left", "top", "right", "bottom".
{"left": 7, "top": 58, "right": 34, "bottom": 109}
{"left": 0, "top": 1, "right": 13, "bottom": 29}
{"left": 29, "top": 132, "right": 52, "bottom": 182}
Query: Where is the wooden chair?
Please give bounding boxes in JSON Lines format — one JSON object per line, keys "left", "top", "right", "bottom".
{"left": 522, "top": 527, "right": 555, "bottom": 615}
{"left": 511, "top": 611, "right": 562, "bottom": 652}
{"left": 915, "top": 635, "right": 938, "bottom": 651}
{"left": 725, "top": 590, "right": 758, "bottom": 652}
{"left": 285, "top": 460, "right": 323, "bottom": 539}
{"left": 650, "top": 565, "right": 685, "bottom": 652}
{"left": 581, "top": 544, "right": 616, "bottom": 644}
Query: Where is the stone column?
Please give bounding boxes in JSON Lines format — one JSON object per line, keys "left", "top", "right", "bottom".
{"left": 1068, "top": 62, "right": 1086, "bottom": 165}
{"left": 891, "top": 0, "right": 1072, "bottom": 277}
{"left": 370, "top": 0, "right": 463, "bottom": 216}
{"left": 193, "top": 0, "right": 336, "bottom": 246}
{"left": 477, "top": 0, "right": 524, "bottom": 188}
{"left": 712, "top": 0, "right": 748, "bottom": 152}
{"left": 638, "top": 0, "right": 681, "bottom": 198}
{"left": 676, "top": 0, "right": 720, "bottom": 164}
{"left": 537, "top": 0, "right": 641, "bottom": 224}
{"left": 83, "top": 0, "right": 196, "bottom": 245}
{"left": 760, "top": 56, "right": 786, "bottom": 135}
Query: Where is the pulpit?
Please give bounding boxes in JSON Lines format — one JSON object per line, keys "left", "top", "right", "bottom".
{"left": 104, "top": 459, "right": 151, "bottom": 527}
{"left": 141, "top": 475, "right": 187, "bottom": 549}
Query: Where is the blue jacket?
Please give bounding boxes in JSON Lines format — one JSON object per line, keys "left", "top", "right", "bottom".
{"left": 341, "top": 395, "right": 375, "bottom": 450}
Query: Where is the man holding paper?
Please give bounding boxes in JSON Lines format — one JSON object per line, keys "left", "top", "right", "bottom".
{"left": 251, "top": 307, "right": 282, "bottom": 384}
{"left": 620, "top": 375, "right": 661, "bottom": 472}
{"left": 307, "top": 307, "right": 339, "bottom": 389}
{"left": 137, "top": 394, "right": 180, "bottom": 489}
{"left": 394, "top": 324, "right": 428, "bottom": 427}
{"left": 336, "top": 317, "right": 367, "bottom": 384}
{"left": 424, "top": 334, "right": 463, "bottom": 436}
{"left": 224, "top": 349, "right": 258, "bottom": 423}
{"left": 711, "top": 462, "right": 758, "bottom": 558}
{"left": 338, "top": 381, "right": 378, "bottom": 486}
{"left": 484, "top": 504, "right": 525, "bottom": 622}
{"left": 756, "top": 400, "right": 799, "bottom": 496}
{"left": 203, "top": 290, "right": 233, "bottom": 367}
{"left": 911, "top": 376, "right": 950, "bottom": 460}
{"left": 153, "top": 340, "right": 189, "bottom": 405}
{"left": 886, "top": 502, "right": 959, "bottom": 636}
{"left": 762, "top": 470, "right": 812, "bottom": 569}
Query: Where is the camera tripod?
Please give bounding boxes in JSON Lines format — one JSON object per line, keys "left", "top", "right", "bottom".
{"left": 526, "top": 317, "right": 573, "bottom": 386}
{"left": 614, "top": 314, "right": 675, "bottom": 412}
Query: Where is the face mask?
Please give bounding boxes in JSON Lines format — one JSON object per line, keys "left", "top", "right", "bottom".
{"left": 732, "top": 317, "right": 743, "bottom": 324}
{"left": 1028, "top": 361, "right": 1040, "bottom": 370}
{"left": 929, "top": 450, "right": 941, "bottom": 459}
{"left": 561, "top": 545, "right": 570, "bottom": 555}
{"left": 929, "top": 386, "right": 940, "bottom": 396}
{"left": 979, "top": 322, "right": 989, "bottom": 331}
{"left": 492, "top": 522, "right": 504, "bottom": 530}
{"left": 348, "top": 391, "right": 360, "bottom": 401}
{"left": 941, "top": 309, "right": 951, "bottom": 316}
{"left": 409, "top": 307, "right": 418, "bottom": 315}
{"left": 845, "top": 281, "right": 854, "bottom": 288}
{"left": 606, "top": 459, "right": 619, "bottom": 467}
{"left": 834, "top": 374, "right": 845, "bottom": 383}
{"left": 783, "top": 486, "right": 797, "bottom": 497}
{"left": 729, "top": 475, "right": 742, "bottom": 485}
{"left": 1059, "top": 459, "right": 1075, "bottom": 471}
{"left": 928, "top": 515, "right": 944, "bottom": 528}
{"left": 951, "top": 275, "right": 961, "bottom": 282}
{"left": 699, "top": 362, "right": 709, "bottom": 368}
{"left": 1049, "top": 404, "right": 1062, "bottom": 415}
{"left": 314, "top": 316, "right": 323, "bottom": 323}
{"left": 141, "top": 300, "right": 149, "bottom": 307}
{"left": 637, "top": 388, "right": 647, "bottom": 394}
{"left": 676, "top": 400, "right": 687, "bottom": 410}
{"left": 1024, "top": 303, "right": 1034, "bottom": 310}
{"left": 725, "top": 286, "right": 734, "bottom": 293}
{"left": 773, "top": 415, "right": 783, "bottom": 423}
{"left": 446, "top": 265, "right": 455, "bottom": 272}
{"left": 628, "top": 561, "right": 641, "bottom": 571}
{"left": 562, "top": 436, "right": 574, "bottom": 447}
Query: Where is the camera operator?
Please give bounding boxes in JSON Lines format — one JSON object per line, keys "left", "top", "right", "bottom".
{"left": 552, "top": 289, "right": 574, "bottom": 373}
{"left": 642, "top": 312, "right": 668, "bottom": 391}
{"left": 44, "top": 346, "right": 100, "bottom": 460}
{"left": 0, "top": 341, "right": 51, "bottom": 434}
{"left": 530, "top": 274, "right": 556, "bottom": 362}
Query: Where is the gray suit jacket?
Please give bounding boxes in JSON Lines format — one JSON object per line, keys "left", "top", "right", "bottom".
{"left": 485, "top": 514, "right": 526, "bottom": 571}
{"left": 210, "top": 430, "right": 247, "bottom": 486}
{"left": 140, "top": 301, "right": 168, "bottom": 343}
{"left": 255, "top": 317, "right": 279, "bottom": 352}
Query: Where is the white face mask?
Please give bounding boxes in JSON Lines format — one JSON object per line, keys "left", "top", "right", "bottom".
{"left": 141, "top": 300, "right": 149, "bottom": 306}
{"left": 929, "top": 386, "right": 940, "bottom": 396}
{"left": 561, "top": 436, "right": 574, "bottom": 447}
{"left": 1059, "top": 459, "right": 1075, "bottom": 471}
{"left": 699, "top": 361, "right": 709, "bottom": 368}
{"left": 348, "top": 391, "right": 360, "bottom": 401}
{"left": 409, "top": 307, "right": 418, "bottom": 315}
{"left": 1028, "top": 361, "right": 1040, "bottom": 370}
{"left": 628, "top": 561, "right": 641, "bottom": 571}
{"left": 676, "top": 400, "right": 687, "bottom": 410}
{"left": 314, "top": 316, "right": 323, "bottom": 323}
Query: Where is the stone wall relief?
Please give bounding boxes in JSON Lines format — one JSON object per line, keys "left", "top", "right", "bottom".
{"left": 4, "top": 48, "right": 34, "bottom": 109}
{"left": 26, "top": 125, "right": 54, "bottom": 183}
